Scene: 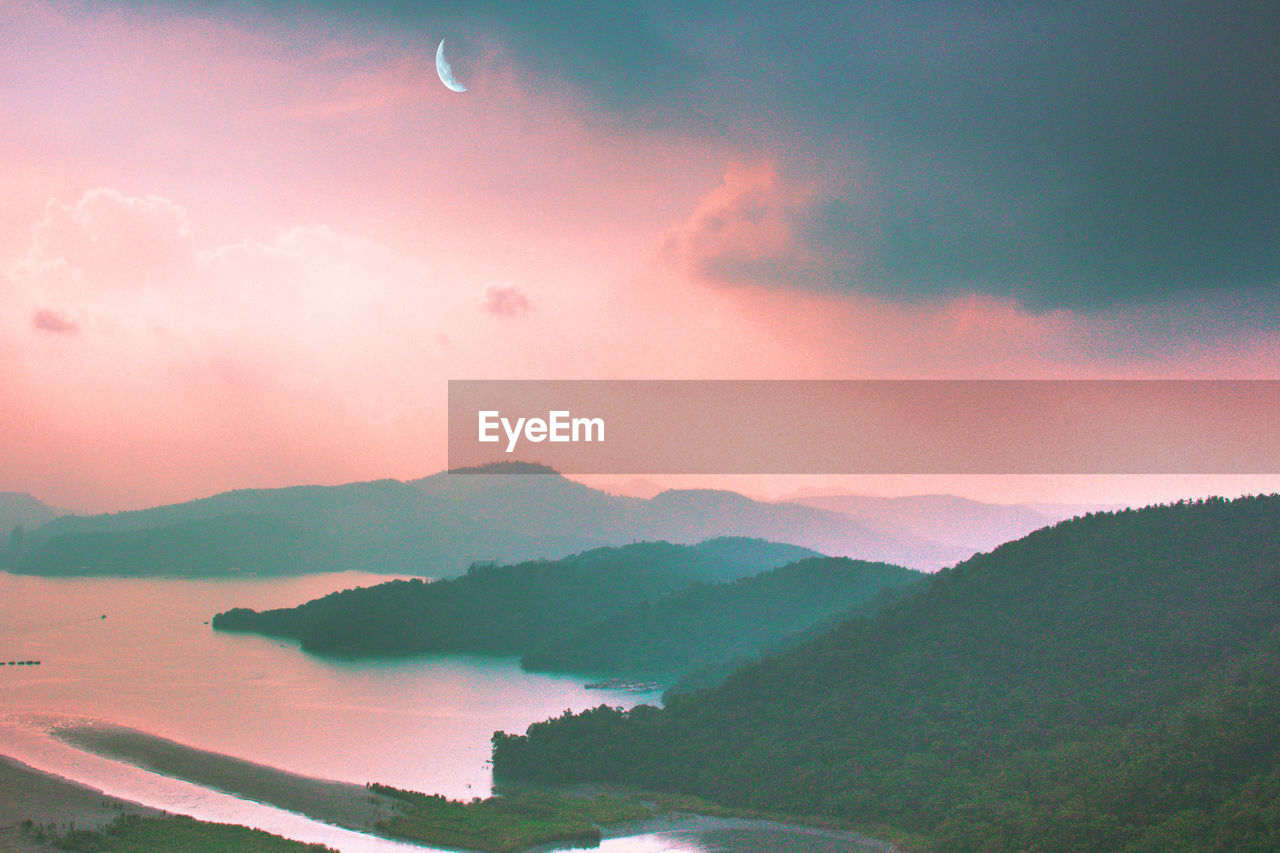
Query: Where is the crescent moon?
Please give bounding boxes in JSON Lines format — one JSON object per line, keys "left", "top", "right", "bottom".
{"left": 435, "top": 39, "right": 467, "bottom": 93}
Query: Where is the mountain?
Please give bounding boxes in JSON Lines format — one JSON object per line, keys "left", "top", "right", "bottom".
{"left": 409, "top": 470, "right": 966, "bottom": 568}
{"left": 787, "top": 493, "right": 1084, "bottom": 555}
{"left": 16, "top": 514, "right": 322, "bottom": 577}
{"left": 682, "top": 537, "right": 821, "bottom": 582}
{"left": 493, "top": 495, "right": 1280, "bottom": 852}
{"left": 22, "top": 474, "right": 629, "bottom": 577}
{"left": 211, "top": 539, "right": 826, "bottom": 656}
{"left": 0, "top": 491, "right": 65, "bottom": 534}
{"left": 20, "top": 479, "right": 454, "bottom": 577}
{"left": 0, "top": 492, "right": 68, "bottom": 568}
{"left": 406, "top": 466, "right": 643, "bottom": 560}
{"left": 32, "top": 478, "right": 439, "bottom": 548}
{"left": 636, "top": 489, "right": 968, "bottom": 567}
{"left": 520, "top": 556, "right": 923, "bottom": 682}
{"left": 213, "top": 542, "right": 922, "bottom": 693}
{"left": 14, "top": 467, "right": 981, "bottom": 577}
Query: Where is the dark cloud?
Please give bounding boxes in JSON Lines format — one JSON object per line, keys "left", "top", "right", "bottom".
{"left": 31, "top": 309, "right": 79, "bottom": 335}
{"left": 204, "top": 0, "right": 694, "bottom": 106}
{"left": 719, "top": 1, "right": 1280, "bottom": 309}
{"left": 203, "top": 0, "right": 1280, "bottom": 309}
{"left": 647, "top": 0, "right": 1280, "bottom": 310}
{"left": 485, "top": 1, "right": 693, "bottom": 106}
{"left": 480, "top": 283, "right": 532, "bottom": 317}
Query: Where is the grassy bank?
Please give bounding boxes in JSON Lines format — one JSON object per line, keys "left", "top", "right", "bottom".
{"left": 43, "top": 814, "right": 335, "bottom": 853}
{"left": 369, "top": 785, "right": 650, "bottom": 853}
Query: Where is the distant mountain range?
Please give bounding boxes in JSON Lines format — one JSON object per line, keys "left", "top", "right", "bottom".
{"left": 0, "top": 492, "right": 68, "bottom": 567}
{"left": 788, "top": 492, "right": 1099, "bottom": 555}
{"left": 8, "top": 465, "right": 1086, "bottom": 577}
{"left": 0, "top": 491, "right": 66, "bottom": 533}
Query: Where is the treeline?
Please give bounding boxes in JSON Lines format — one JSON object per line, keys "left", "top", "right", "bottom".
{"left": 367, "top": 784, "right": 650, "bottom": 852}
{"left": 213, "top": 541, "right": 919, "bottom": 690}
{"left": 214, "top": 542, "right": 702, "bottom": 655}
{"left": 493, "top": 495, "right": 1280, "bottom": 852}
{"left": 53, "top": 814, "right": 336, "bottom": 852}
{"left": 522, "top": 557, "right": 922, "bottom": 680}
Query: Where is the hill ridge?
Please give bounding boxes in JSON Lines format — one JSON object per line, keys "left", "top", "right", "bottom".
{"left": 493, "top": 494, "right": 1280, "bottom": 852}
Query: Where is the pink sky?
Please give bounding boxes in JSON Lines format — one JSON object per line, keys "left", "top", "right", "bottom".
{"left": 3, "top": 2, "right": 1280, "bottom": 512}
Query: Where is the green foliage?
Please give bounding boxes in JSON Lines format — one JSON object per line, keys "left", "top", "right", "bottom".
{"left": 213, "top": 543, "right": 888, "bottom": 668}
{"left": 683, "top": 537, "right": 823, "bottom": 583}
{"left": 521, "top": 557, "right": 921, "bottom": 681}
{"left": 367, "top": 784, "right": 650, "bottom": 852}
{"left": 214, "top": 543, "right": 702, "bottom": 654}
{"left": 54, "top": 814, "right": 336, "bottom": 853}
{"left": 493, "top": 495, "right": 1280, "bottom": 851}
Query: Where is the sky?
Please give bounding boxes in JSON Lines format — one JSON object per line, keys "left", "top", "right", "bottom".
{"left": 2, "top": 0, "right": 1279, "bottom": 512}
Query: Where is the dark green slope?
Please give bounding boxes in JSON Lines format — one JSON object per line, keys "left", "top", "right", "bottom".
{"left": 521, "top": 556, "right": 921, "bottom": 680}
{"left": 685, "top": 537, "right": 822, "bottom": 582}
{"left": 493, "top": 495, "right": 1280, "bottom": 852}
{"left": 212, "top": 540, "right": 816, "bottom": 656}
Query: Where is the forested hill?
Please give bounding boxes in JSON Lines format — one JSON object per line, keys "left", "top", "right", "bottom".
{"left": 493, "top": 495, "right": 1280, "bottom": 852}
{"left": 521, "top": 557, "right": 921, "bottom": 680}
{"left": 211, "top": 540, "right": 845, "bottom": 659}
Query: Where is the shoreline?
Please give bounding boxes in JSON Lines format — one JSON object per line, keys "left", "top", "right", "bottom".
{"left": 0, "top": 753, "right": 164, "bottom": 852}
{"left": 11, "top": 724, "right": 903, "bottom": 853}
{"left": 599, "top": 812, "right": 904, "bottom": 853}
{"left": 50, "top": 722, "right": 403, "bottom": 835}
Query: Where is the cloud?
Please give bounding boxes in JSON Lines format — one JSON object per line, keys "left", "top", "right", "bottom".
{"left": 295, "top": 0, "right": 1276, "bottom": 311}
{"left": 665, "top": 162, "right": 859, "bottom": 291}
{"left": 712, "top": 2, "right": 1280, "bottom": 310}
{"left": 30, "top": 308, "right": 78, "bottom": 334}
{"left": 6, "top": 189, "right": 424, "bottom": 345}
{"left": 78, "top": 0, "right": 1277, "bottom": 313}
{"left": 480, "top": 282, "right": 533, "bottom": 317}
{"left": 14, "top": 188, "right": 195, "bottom": 293}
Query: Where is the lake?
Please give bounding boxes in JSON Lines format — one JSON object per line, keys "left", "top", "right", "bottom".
{"left": 0, "top": 571, "right": 887, "bottom": 852}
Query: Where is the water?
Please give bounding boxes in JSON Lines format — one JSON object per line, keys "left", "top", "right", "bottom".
{"left": 0, "top": 571, "right": 884, "bottom": 852}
